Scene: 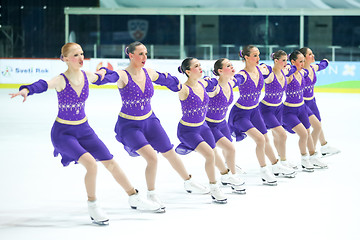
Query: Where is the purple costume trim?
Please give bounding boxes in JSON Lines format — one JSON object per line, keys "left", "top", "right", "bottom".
{"left": 206, "top": 82, "right": 233, "bottom": 121}
{"left": 303, "top": 65, "right": 317, "bottom": 99}
{"left": 206, "top": 120, "right": 232, "bottom": 143}
{"left": 154, "top": 72, "right": 181, "bottom": 92}
{"left": 206, "top": 82, "right": 234, "bottom": 143}
{"left": 57, "top": 72, "right": 88, "bottom": 121}
{"left": 115, "top": 68, "right": 173, "bottom": 157}
{"left": 176, "top": 122, "right": 216, "bottom": 155}
{"left": 119, "top": 68, "right": 153, "bottom": 117}
{"left": 284, "top": 72, "right": 304, "bottom": 105}
{"left": 317, "top": 59, "right": 329, "bottom": 71}
{"left": 94, "top": 67, "right": 120, "bottom": 85}
{"left": 115, "top": 113, "right": 173, "bottom": 157}
{"left": 260, "top": 67, "right": 287, "bottom": 129}
{"left": 259, "top": 103, "right": 284, "bottom": 129}
{"left": 180, "top": 82, "right": 209, "bottom": 124}
{"left": 176, "top": 82, "right": 215, "bottom": 154}
{"left": 303, "top": 65, "right": 321, "bottom": 121}
{"left": 286, "top": 65, "right": 297, "bottom": 77}
{"left": 228, "top": 106, "right": 267, "bottom": 141}
{"left": 19, "top": 79, "right": 48, "bottom": 96}
{"left": 204, "top": 77, "right": 218, "bottom": 92}
{"left": 228, "top": 66, "right": 267, "bottom": 141}
{"left": 305, "top": 98, "right": 321, "bottom": 121}
{"left": 282, "top": 72, "right": 310, "bottom": 133}
{"left": 52, "top": 71, "right": 113, "bottom": 166}
{"left": 282, "top": 104, "right": 311, "bottom": 134}
{"left": 234, "top": 66, "right": 264, "bottom": 108}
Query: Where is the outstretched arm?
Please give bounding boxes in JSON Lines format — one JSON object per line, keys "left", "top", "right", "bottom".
{"left": 9, "top": 75, "right": 62, "bottom": 102}
{"left": 147, "top": 68, "right": 182, "bottom": 92}
{"left": 92, "top": 67, "right": 120, "bottom": 85}
{"left": 313, "top": 59, "right": 329, "bottom": 72}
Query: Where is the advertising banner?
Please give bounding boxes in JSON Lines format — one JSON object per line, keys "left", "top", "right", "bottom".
{"left": 1, "top": 58, "right": 359, "bottom": 91}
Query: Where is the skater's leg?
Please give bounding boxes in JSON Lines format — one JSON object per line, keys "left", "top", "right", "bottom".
{"left": 271, "top": 126, "right": 287, "bottom": 161}
{"left": 136, "top": 145, "right": 158, "bottom": 191}
{"left": 246, "top": 128, "right": 266, "bottom": 167}
{"left": 309, "top": 114, "right": 322, "bottom": 149}
{"left": 101, "top": 159, "right": 136, "bottom": 195}
{"left": 78, "top": 152, "right": 98, "bottom": 202}
{"left": 292, "top": 123, "right": 308, "bottom": 155}
{"left": 216, "top": 137, "right": 236, "bottom": 174}
{"left": 161, "top": 149, "right": 191, "bottom": 180}
{"left": 195, "top": 142, "right": 216, "bottom": 183}
{"left": 264, "top": 133, "right": 278, "bottom": 164}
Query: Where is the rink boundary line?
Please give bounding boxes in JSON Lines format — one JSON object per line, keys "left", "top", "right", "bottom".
{"left": 1, "top": 84, "right": 360, "bottom": 93}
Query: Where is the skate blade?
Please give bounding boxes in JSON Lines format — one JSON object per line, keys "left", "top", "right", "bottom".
{"left": 231, "top": 187, "right": 246, "bottom": 194}
{"left": 321, "top": 151, "right": 340, "bottom": 158}
{"left": 262, "top": 179, "right": 277, "bottom": 186}
{"left": 91, "top": 218, "right": 109, "bottom": 226}
{"left": 213, "top": 199, "right": 227, "bottom": 204}
{"left": 313, "top": 165, "right": 328, "bottom": 169}
{"left": 302, "top": 166, "right": 314, "bottom": 172}
{"left": 211, "top": 196, "right": 227, "bottom": 204}
{"left": 274, "top": 172, "right": 296, "bottom": 178}
{"left": 155, "top": 207, "right": 166, "bottom": 213}
{"left": 131, "top": 206, "right": 166, "bottom": 213}
{"left": 186, "top": 189, "right": 210, "bottom": 194}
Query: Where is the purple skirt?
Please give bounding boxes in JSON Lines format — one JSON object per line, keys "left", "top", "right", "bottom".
{"left": 51, "top": 121, "right": 113, "bottom": 167}
{"left": 282, "top": 104, "right": 311, "bottom": 134}
{"left": 259, "top": 102, "right": 283, "bottom": 129}
{"left": 305, "top": 98, "right": 321, "bottom": 121}
{"left": 228, "top": 105, "right": 267, "bottom": 141}
{"left": 206, "top": 120, "right": 233, "bottom": 143}
{"left": 114, "top": 112, "right": 173, "bottom": 157}
{"left": 176, "top": 121, "right": 216, "bottom": 155}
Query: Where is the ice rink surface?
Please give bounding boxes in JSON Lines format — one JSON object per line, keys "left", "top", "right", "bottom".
{"left": 1, "top": 88, "right": 359, "bottom": 240}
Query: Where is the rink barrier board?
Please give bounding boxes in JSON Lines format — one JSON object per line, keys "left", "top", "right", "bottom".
{"left": 2, "top": 83, "right": 360, "bottom": 93}
{"left": 1, "top": 58, "right": 360, "bottom": 93}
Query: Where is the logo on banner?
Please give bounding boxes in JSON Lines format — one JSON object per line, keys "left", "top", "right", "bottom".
{"left": 1, "top": 66, "right": 13, "bottom": 77}
{"left": 343, "top": 64, "right": 356, "bottom": 76}
{"left": 128, "top": 19, "right": 148, "bottom": 41}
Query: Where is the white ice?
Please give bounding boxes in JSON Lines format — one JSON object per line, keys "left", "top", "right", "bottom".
{"left": 0, "top": 88, "right": 360, "bottom": 240}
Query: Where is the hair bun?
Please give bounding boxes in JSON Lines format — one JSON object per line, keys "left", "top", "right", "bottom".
{"left": 270, "top": 52, "right": 275, "bottom": 60}
{"left": 178, "top": 66, "right": 183, "bottom": 74}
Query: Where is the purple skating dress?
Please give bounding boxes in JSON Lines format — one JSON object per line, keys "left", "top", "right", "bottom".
{"left": 114, "top": 68, "right": 173, "bottom": 157}
{"left": 205, "top": 82, "right": 234, "bottom": 142}
{"left": 259, "top": 67, "right": 287, "bottom": 129}
{"left": 51, "top": 70, "right": 113, "bottom": 166}
{"left": 176, "top": 82, "right": 216, "bottom": 155}
{"left": 303, "top": 65, "right": 321, "bottom": 121}
{"left": 282, "top": 71, "right": 311, "bottom": 134}
{"left": 228, "top": 66, "right": 267, "bottom": 141}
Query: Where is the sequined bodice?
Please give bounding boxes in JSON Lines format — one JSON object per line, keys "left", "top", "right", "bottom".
{"left": 181, "top": 82, "right": 209, "bottom": 124}
{"left": 119, "top": 68, "right": 154, "bottom": 117}
{"left": 57, "top": 71, "right": 88, "bottom": 121}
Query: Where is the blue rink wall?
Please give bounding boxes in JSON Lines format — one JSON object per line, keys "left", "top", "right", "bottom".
{"left": 1, "top": 58, "right": 360, "bottom": 93}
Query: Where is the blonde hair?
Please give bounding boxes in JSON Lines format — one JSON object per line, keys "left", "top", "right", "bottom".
{"left": 61, "top": 42, "right": 80, "bottom": 59}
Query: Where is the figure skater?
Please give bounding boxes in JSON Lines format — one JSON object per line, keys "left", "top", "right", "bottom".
{"left": 282, "top": 50, "right": 327, "bottom": 171}
{"left": 228, "top": 45, "right": 296, "bottom": 186}
{"left": 175, "top": 57, "right": 228, "bottom": 203}
{"left": 299, "top": 47, "right": 340, "bottom": 157}
{"left": 96, "top": 41, "right": 209, "bottom": 210}
{"left": 10, "top": 43, "right": 162, "bottom": 225}
{"left": 205, "top": 58, "right": 246, "bottom": 194}
{"left": 259, "top": 50, "right": 297, "bottom": 169}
